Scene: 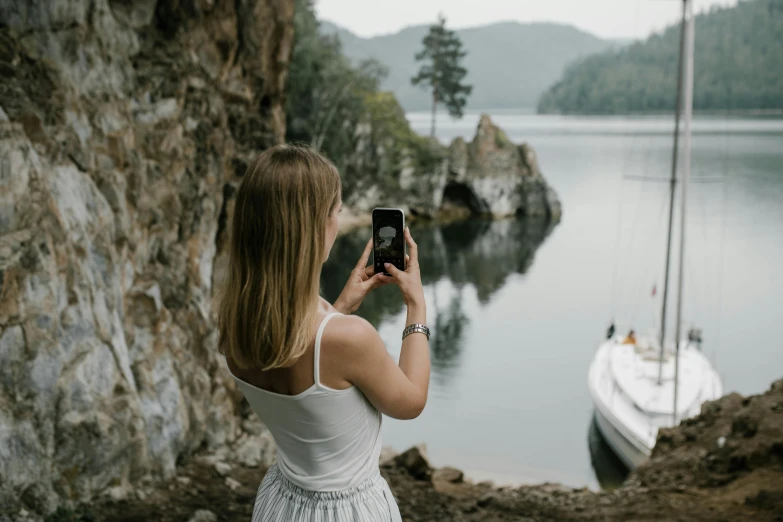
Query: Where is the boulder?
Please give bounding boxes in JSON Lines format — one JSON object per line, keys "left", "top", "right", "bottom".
{"left": 232, "top": 431, "right": 277, "bottom": 468}
{"left": 444, "top": 115, "right": 562, "bottom": 220}
{"left": 213, "top": 462, "right": 232, "bottom": 477}
{"left": 433, "top": 467, "right": 464, "bottom": 484}
{"left": 393, "top": 446, "right": 432, "bottom": 481}
{"left": 187, "top": 510, "right": 218, "bottom": 522}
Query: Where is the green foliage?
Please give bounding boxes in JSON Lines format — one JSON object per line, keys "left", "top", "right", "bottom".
{"left": 538, "top": 0, "right": 783, "bottom": 114}
{"left": 363, "top": 92, "right": 444, "bottom": 172}
{"left": 286, "top": 0, "right": 387, "bottom": 168}
{"left": 494, "top": 128, "right": 511, "bottom": 148}
{"left": 286, "top": 0, "right": 446, "bottom": 204}
{"left": 411, "top": 14, "right": 472, "bottom": 132}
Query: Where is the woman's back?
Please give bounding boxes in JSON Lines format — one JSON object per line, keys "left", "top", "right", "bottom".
{"left": 227, "top": 313, "right": 382, "bottom": 491}
{"left": 217, "top": 144, "right": 428, "bottom": 521}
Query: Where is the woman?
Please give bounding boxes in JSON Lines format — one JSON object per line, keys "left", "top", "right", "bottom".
{"left": 218, "top": 144, "right": 430, "bottom": 521}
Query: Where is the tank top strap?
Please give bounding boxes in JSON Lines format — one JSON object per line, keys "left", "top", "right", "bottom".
{"left": 314, "top": 312, "right": 342, "bottom": 387}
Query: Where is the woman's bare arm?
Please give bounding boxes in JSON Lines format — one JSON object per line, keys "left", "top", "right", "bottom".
{"left": 325, "top": 312, "right": 430, "bottom": 420}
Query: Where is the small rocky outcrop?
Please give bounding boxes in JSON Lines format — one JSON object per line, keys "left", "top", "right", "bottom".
{"left": 0, "top": 0, "right": 293, "bottom": 518}
{"left": 341, "top": 114, "right": 562, "bottom": 223}
{"left": 445, "top": 114, "right": 562, "bottom": 219}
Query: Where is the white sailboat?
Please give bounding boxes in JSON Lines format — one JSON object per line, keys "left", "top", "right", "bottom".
{"left": 587, "top": 0, "right": 723, "bottom": 470}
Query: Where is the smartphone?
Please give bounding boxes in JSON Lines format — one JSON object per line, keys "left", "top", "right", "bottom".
{"left": 372, "top": 208, "right": 405, "bottom": 276}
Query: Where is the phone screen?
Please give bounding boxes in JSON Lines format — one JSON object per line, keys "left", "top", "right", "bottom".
{"left": 372, "top": 208, "right": 405, "bottom": 276}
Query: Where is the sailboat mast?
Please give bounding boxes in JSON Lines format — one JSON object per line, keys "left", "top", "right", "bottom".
{"left": 673, "top": 0, "right": 695, "bottom": 424}
{"left": 657, "top": 0, "right": 689, "bottom": 385}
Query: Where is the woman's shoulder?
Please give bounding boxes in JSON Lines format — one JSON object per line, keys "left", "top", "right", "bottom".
{"left": 318, "top": 314, "right": 384, "bottom": 385}
{"left": 326, "top": 313, "right": 376, "bottom": 342}
{"left": 320, "top": 313, "right": 382, "bottom": 360}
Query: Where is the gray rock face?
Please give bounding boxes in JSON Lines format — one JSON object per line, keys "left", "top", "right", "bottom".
{"left": 0, "top": 0, "right": 294, "bottom": 517}
{"left": 445, "top": 115, "right": 562, "bottom": 220}
{"left": 401, "top": 156, "right": 449, "bottom": 218}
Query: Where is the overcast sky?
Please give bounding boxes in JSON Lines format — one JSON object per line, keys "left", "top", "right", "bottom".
{"left": 316, "top": 0, "right": 738, "bottom": 40}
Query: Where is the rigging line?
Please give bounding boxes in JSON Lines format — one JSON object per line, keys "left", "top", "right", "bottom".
{"left": 650, "top": 181, "right": 671, "bottom": 332}
{"left": 617, "top": 0, "right": 641, "bottom": 325}
{"left": 616, "top": 171, "right": 642, "bottom": 319}
{"left": 613, "top": 0, "right": 645, "bottom": 323}
{"left": 686, "top": 180, "right": 708, "bottom": 325}
{"left": 713, "top": 50, "right": 734, "bottom": 369}
{"left": 646, "top": 198, "right": 670, "bottom": 332}
{"left": 695, "top": 144, "right": 713, "bottom": 327}
{"left": 630, "top": 181, "right": 669, "bottom": 326}
{"left": 620, "top": 156, "right": 652, "bottom": 316}
{"left": 659, "top": 0, "right": 688, "bottom": 384}
{"left": 611, "top": 165, "right": 628, "bottom": 320}
{"left": 685, "top": 240, "right": 701, "bottom": 332}
{"left": 714, "top": 151, "right": 729, "bottom": 368}
{"left": 613, "top": 116, "right": 642, "bottom": 316}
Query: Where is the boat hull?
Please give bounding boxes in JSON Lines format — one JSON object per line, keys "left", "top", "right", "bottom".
{"left": 593, "top": 405, "right": 649, "bottom": 470}
{"left": 587, "top": 338, "right": 722, "bottom": 470}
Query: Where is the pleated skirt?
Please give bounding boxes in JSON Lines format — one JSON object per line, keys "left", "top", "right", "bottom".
{"left": 251, "top": 464, "right": 403, "bottom": 522}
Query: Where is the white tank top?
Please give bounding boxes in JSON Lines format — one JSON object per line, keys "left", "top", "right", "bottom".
{"left": 227, "top": 312, "right": 383, "bottom": 491}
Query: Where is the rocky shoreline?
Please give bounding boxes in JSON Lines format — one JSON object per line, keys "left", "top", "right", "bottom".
{"left": 33, "top": 379, "right": 782, "bottom": 522}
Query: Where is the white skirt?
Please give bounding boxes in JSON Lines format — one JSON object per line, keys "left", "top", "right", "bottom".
{"left": 252, "top": 464, "right": 403, "bottom": 522}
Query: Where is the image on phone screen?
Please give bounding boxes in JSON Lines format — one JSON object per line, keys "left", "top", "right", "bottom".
{"left": 372, "top": 208, "right": 405, "bottom": 275}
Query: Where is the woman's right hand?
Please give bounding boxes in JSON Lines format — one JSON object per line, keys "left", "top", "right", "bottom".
{"left": 384, "top": 227, "right": 425, "bottom": 309}
{"left": 332, "top": 227, "right": 430, "bottom": 420}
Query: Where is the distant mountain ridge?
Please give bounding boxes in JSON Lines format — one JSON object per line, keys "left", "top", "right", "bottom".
{"left": 320, "top": 20, "right": 619, "bottom": 111}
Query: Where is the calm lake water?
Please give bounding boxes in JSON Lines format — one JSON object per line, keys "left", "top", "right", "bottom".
{"left": 322, "top": 110, "right": 783, "bottom": 490}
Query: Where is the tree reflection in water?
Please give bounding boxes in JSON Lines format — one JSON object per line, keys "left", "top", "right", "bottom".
{"left": 321, "top": 217, "right": 556, "bottom": 375}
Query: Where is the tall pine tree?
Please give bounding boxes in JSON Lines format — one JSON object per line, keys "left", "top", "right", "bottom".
{"left": 411, "top": 14, "right": 472, "bottom": 137}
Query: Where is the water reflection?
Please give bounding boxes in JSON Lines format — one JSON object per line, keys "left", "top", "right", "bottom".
{"left": 321, "top": 217, "right": 556, "bottom": 373}
{"left": 587, "top": 415, "right": 630, "bottom": 490}
{"left": 430, "top": 287, "right": 469, "bottom": 375}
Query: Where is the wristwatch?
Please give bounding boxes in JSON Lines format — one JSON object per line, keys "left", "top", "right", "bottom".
{"left": 402, "top": 323, "right": 430, "bottom": 340}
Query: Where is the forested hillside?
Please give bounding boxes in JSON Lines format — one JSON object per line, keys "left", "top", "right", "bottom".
{"left": 538, "top": 0, "right": 783, "bottom": 114}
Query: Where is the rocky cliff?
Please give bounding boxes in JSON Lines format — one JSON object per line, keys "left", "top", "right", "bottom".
{"left": 0, "top": 0, "right": 293, "bottom": 517}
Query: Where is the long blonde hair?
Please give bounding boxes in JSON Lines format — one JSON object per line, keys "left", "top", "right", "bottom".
{"left": 218, "top": 144, "right": 341, "bottom": 370}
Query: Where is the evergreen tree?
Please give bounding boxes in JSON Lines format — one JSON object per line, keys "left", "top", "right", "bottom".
{"left": 411, "top": 14, "right": 472, "bottom": 137}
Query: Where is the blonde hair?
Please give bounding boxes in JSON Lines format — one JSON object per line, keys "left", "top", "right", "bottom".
{"left": 218, "top": 144, "right": 341, "bottom": 370}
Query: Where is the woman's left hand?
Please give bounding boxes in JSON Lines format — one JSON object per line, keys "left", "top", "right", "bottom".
{"left": 334, "top": 238, "right": 391, "bottom": 314}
